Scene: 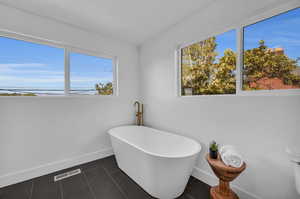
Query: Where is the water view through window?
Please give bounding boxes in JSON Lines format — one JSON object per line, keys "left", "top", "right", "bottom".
{"left": 70, "top": 52, "right": 113, "bottom": 95}
{"left": 0, "top": 36, "right": 114, "bottom": 96}
{"left": 0, "top": 37, "right": 64, "bottom": 96}
{"left": 243, "top": 7, "right": 300, "bottom": 90}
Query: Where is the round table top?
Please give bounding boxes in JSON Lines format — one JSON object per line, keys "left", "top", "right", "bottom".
{"left": 206, "top": 154, "right": 246, "bottom": 173}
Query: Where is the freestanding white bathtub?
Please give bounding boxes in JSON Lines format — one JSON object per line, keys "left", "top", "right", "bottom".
{"left": 108, "top": 125, "right": 201, "bottom": 199}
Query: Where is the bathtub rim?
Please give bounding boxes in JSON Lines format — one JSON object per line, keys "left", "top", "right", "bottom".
{"left": 108, "top": 125, "right": 201, "bottom": 159}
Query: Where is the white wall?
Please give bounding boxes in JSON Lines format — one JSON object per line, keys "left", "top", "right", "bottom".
{"left": 140, "top": 0, "right": 300, "bottom": 198}
{"left": 0, "top": 4, "right": 139, "bottom": 186}
{"left": 1, "top": 0, "right": 300, "bottom": 198}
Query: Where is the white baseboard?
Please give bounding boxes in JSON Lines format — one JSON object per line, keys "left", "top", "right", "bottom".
{"left": 0, "top": 148, "right": 114, "bottom": 188}
{"left": 192, "top": 166, "right": 261, "bottom": 199}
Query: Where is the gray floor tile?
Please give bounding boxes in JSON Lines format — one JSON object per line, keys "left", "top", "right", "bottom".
{"left": 101, "top": 156, "right": 120, "bottom": 174}
{"left": 0, "top": 156, "right": 210, "bottom": 199}
{"left": 0, "top": 180, "right": 32, "bottom": 199}
{"left": 84, "top": 167, "right": 125, "bottom": 199}
{"left": 111, "top": 170, "right": 154, "bottom": 199}
{"left": 185, "top": 177, "right": 210, "bottom": 199}
{"left": 60, "top": 174, "right": 94, "bottom": 199}
{"left": 176, "top": 193, "right": 195, "bottom": 199}
{"left": 78, "top": 156, "right": 119, "bottom": 173}
{"left": 80, "top": 159, "right": 103, "bottom": 171}
{"left": 31, "top": 174, "right": 61, "bottom": 199}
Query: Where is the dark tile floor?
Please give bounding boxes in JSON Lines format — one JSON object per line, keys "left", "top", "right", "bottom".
{"left": 0, "top": 156, "right": 210, "bottom": 199}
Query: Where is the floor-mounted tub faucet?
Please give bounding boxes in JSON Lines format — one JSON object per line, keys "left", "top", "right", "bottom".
{"left": 134, "top": 101, "right": 144, "bottom": 126}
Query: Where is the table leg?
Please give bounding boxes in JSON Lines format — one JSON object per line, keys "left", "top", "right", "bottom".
{"left": 210, "top": 180, "right": 239, "bottom": 199}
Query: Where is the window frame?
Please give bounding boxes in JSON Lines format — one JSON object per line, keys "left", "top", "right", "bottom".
{"left": 177, "top": 3, "right": 300, "bottom": 97}
{"left": 0, "top": 30, "right": 118, "bottom": 98}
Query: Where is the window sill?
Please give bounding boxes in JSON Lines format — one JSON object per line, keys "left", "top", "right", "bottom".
{"left": 0, "top": 94, "right": 118, "bottom": 99}
{"left": 178, "top": 89, "right": 300, "bottom": 97}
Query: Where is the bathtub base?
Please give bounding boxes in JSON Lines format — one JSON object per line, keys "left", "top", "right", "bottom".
{"left": 112, "top": 136, "right": 197, "bottom": 198}
{"left": 115, "top": 153, "right": 195, "bottom": 199}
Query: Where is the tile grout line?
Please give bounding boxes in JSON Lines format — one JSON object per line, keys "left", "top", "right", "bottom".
{"left": 82, "top": 170, "right": 97, "bottom": 199}
{"left": 59, "top": 181, "right": 64, "bottom": 199}
{"left": 102, "top": 166, "right": 129, "bottom": 199}
{"left": 28, "top": 181, "right": 34, "bottom": 199}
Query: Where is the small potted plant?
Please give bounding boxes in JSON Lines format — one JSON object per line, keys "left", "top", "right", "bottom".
{"left": 209, "top": 140, "right": 218, "bottom": 159}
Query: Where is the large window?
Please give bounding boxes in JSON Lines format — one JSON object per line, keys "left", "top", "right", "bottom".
{"left": 243, "top": 7, "right": 300, "bottom": 91}
{"left": 179, "top": 7, "right": 300, "bottom": 96}
{"left": 0, "top": 35, "right": 116, "bottom": 96}
{"left": 0, "top": 37, "right": 64, "bottom": 96}
{"left": 70, "top": 52, "right": 113, "bottom": 95}
{"left": 181, "top": 29, "right": 236, "bottom": 95}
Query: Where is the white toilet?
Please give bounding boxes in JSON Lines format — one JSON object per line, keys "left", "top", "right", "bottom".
{"left": 287, "top": 147, "right": 300, "bottom": 194}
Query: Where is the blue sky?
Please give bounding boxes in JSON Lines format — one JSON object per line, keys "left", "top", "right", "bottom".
{"left": 215, "top": 7, "right": 300, "bottom": 64}
{"left": 215, "top": 29, "right": 236, "bottom": 59}
{"left": 0, "top": 37, "right": 64, "bottom": 89}
{"left": 70, "top": 53, "right": 113, "bottom": 90}
{"left": 0, "top": 37, "right": 113, "bottom": 89}
{"left": 244, "top": 7, "right": 300, "bottom": 61}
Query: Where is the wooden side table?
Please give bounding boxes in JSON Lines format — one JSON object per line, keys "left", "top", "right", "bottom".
{"left": 206, "top": 154, "right": 246, "bottom": 199}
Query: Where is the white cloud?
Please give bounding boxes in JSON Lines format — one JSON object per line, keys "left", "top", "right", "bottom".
{"left": 71, "top": 76, "right": 112, "bottom": 83}
{"left": 5, "top": 69, "right": 64, "bottom": 75}
{"left": 0, "top": 75, "right": 111, "bottom": 85}
{"left": 0, "top": 61, "right": 112, "bottom": 87}
{"left": 0, "top": 75, "right": 64, "bottom": 83}
{"left": 0, "top": 63, "right": 46, "bottom": 73}
{"left": 0, "top": 63, "right": 65, "bottom": 76}
{"left": 0, "top": 63, "right": 46, "bottom": 68}
{"left": 245, "top": 36, "right": 300, "bottom": 48}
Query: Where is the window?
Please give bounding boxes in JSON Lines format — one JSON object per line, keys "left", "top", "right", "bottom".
{"left": 0, "top": 33, "right": 116, "bottom": 96}
{"left": 0, "top": 36, "right": 64, "bottom": 96}
{"left": 179, "top": 7, "right": 300, "bottom": 96}
{"left": 70, "top": 52, "right": 114, "bottom": 95}
{"left": 243, "top": 7, "right": 300, "bottom": 91}
{"left": 180, "top": 29, "right": 236, "bottom": 95}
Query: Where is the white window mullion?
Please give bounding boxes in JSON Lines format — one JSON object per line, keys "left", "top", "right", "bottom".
{"left": 176, "top": 48, "right": 182, "bottom": 97}
{"left": 64, "top": 49, "right": 70, "bottom": 95}
{"left": 236, "top": 27, "right": 243, "bottom": 95}
{"left": 112, "top": 56, "right": 119, "bottom": 96}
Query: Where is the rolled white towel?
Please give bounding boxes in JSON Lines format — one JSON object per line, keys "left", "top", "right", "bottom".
{"left": 220, "top": 145, "right": 243, "bottom": 168}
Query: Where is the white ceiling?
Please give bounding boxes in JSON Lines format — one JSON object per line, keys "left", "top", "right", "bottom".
{"left": 0, "top": 0, "right": 215, "bottom": 45}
